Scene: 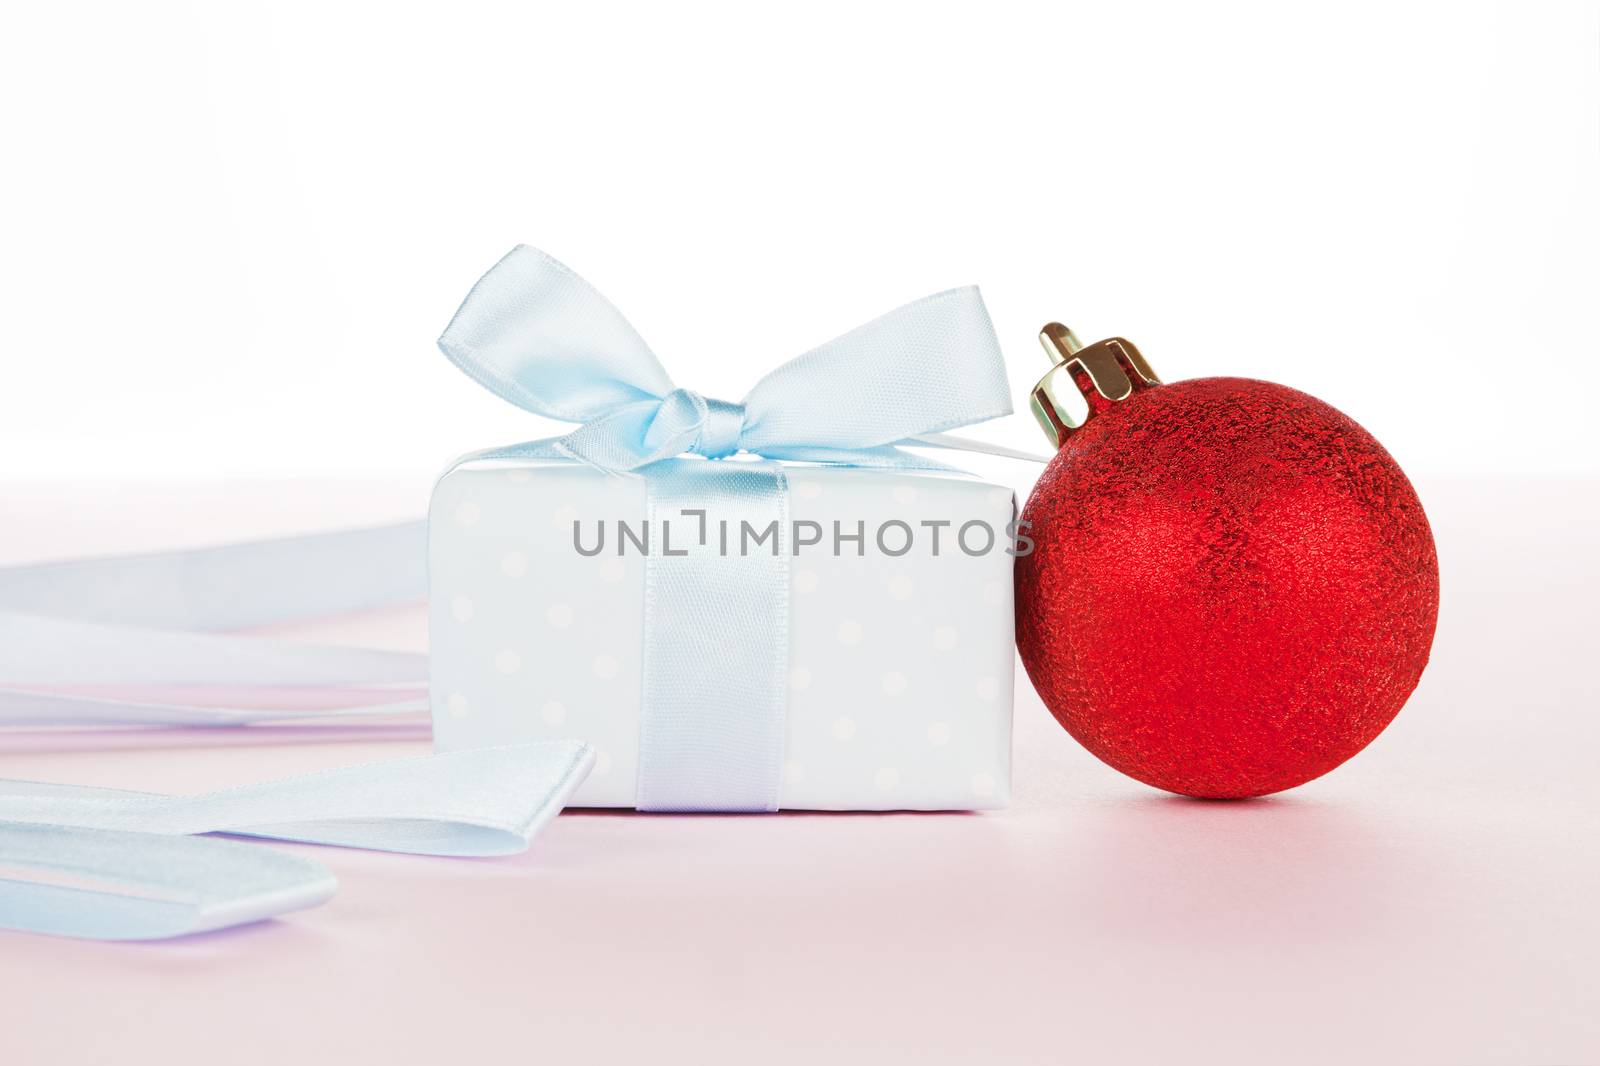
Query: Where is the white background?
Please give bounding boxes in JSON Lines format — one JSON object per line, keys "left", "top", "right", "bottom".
{"left": 2, "top": 0, "right": 1596, "bottom": 479}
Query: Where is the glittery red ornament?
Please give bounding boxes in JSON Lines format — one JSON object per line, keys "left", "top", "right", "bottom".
{"left": 1015, "top": 326, "right": 1439, "bottom": 798}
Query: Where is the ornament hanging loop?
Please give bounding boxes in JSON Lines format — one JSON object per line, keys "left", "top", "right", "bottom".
{"left": 1029, "top": 323, "right": 1161, "bottom": 447}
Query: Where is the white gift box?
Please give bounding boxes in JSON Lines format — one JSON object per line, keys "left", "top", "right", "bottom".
{"left": 429, "top": 457, "right": 1015, "bottom": 810}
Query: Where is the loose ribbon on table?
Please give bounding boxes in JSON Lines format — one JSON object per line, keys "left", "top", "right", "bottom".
{"left": 0, "top": 521, "right": 430, "bottom": 727}
{"left": 0, "top": 824, "right": 338, "bottom": 941}
{"left": 0, "top": 523, "right": 596, "bottom": 938}
{"left": 0, "top": 741, "right": 593, "bottom": 856}
{"left": 436, "top": 247, "right": 1019, "bottom": 812}
{"left": 0, "top": 742, "right": 594, "bottom": 939}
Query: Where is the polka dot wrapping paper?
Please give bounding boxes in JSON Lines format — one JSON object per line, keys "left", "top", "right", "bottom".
{"left": 429, "top": 458, "right": 1015, "bottom": 810}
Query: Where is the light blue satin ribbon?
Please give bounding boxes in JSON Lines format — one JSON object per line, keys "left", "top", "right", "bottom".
{"left": 438, "top": 245, "right": 1013, "bottom": 473}
{"left": 436, "top": 247, "right": 1015, "bottom": 812}
{"left": 0, "top": 742, "right": 593, "bottom": 940}
{"left": 0, "top": 824, "right": 338, "bottom": 941}
{"left": 0, "top": 742, "right": 593, "bottom": 856}
{"left": 634, "top": 461, "right": 790, "bottom": 812}
{"left": 0, "top": 522, "right": 595, "bottom": 939}
{"left": 0, "top": 522, "right": 430, "bottom": 727}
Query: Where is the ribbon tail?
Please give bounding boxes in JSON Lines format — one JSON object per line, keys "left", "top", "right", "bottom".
{"left": 753, "top": 442, "right": 964, "bottom": 471}
{"left": 0, "top": 686, "right": 428, "bottom": 728}
{"left": 910, "top": 432, "right": 1052, "bottom": 463}
{"left": 0, "top": 521, "right": 427, "bottom": 632}
{"left": 0, "top": 823, "right": 337, "bottom": 941}
{"left": 0, "top": 741, "right": 595, "bottom": 857}
{"left": 0, "top": 521, "right": 432, "bottom": 729}
{"left": 0, "top": 612, "right": 425, "bottom": 687}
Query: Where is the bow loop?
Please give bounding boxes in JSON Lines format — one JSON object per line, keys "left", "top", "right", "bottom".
{"left": 439, "top": 246, "right": 1012, "bottom": 473}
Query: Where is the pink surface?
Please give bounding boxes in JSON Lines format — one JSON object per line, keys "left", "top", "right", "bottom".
{"left": 1, "top": 476, "right": 1596, "bottom": 1064}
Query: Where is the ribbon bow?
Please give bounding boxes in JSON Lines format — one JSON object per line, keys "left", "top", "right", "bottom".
{"left": 437, "top": 246, "right": 1013, "bottom": 472}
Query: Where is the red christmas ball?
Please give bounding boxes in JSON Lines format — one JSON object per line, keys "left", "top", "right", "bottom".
{"left": 1015, "top": 329, "right": 1439, "bottom": 798}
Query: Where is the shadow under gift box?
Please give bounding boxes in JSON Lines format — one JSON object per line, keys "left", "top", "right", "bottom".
{"left": 429, "top": 457, "right": 1015, "bottom": 811}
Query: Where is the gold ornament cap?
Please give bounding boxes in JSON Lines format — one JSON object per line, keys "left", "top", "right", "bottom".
{"left": 1029, "top": 323, "right": 1162, "bottom": 448}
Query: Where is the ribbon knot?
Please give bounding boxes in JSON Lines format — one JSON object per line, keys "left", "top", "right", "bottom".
{"left": 692, "top": 394, "right": 747, "bottom": 459}
{"left": 644, "top": 389, "right": 746, "bottom": 460}
{"left": 437, "top": 246, "right": 1013, "bottom": 473}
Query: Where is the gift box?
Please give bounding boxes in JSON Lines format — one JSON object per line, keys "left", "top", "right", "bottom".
{"left": 426, "top": 245, "right": 1021, "bottom": 811}
{"left": 430, "top": 457, "right": 1015, "bottom": 810}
